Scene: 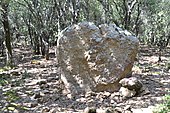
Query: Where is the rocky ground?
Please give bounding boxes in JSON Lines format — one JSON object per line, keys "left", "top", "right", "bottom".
{"left": 0, "top": 44, "right": 170, "bottom": 113}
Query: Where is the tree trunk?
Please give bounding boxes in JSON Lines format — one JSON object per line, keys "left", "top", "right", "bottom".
{"left": 1, "top": 2, "right": 13, "bottom": 66}
{"left": 123, "top": 0, "right": 137, "bottom": 30}
{"left": 134, "top": 1, "right": 141, "bottom": 37}
{"left": 40, "top": 31, "right": 49, "bottom": 60}
{"left": 0, "top": 31, "right": 4, "bottom": 56}
{"left": 33, "top": 31, "right": 40, "bottom": 54}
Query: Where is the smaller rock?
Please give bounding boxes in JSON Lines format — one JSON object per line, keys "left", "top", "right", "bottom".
{"left": 110, "top": 92, "right": 120, "bottom": 98}
{"left": 37, "top": 79, "right": 47, "bottom": 85}
{"left": 10, "top": 71, "right": 20, "bottom": 76}
{"left": 85, "top": 91, "right": 97, "bottom": 98}
{"left": 95, "top": 109, "right": 106, "bottom": 113}
{"left": 110, "top": 99, "right": 116, "bottom": 104}
{"left": 23, "top": 101, "right": 38, "bottom": 108}
{"left": 76, "top": 97, "right": 86, "bottom": 102}
{"left": 132, "top": 106, "right": 154, "bottom": 113}
{"left": 41, "top": 90, "right": 50, "bottom": 94}
{"left": 30, "top": 102, "right": 38, "bottom": 108}
{"left": 47, "top": 77, "right": 59, "bottom": 82}
{"left": 25, "top": 80, "right": 37, "bottom": 86}
{"left": 49, "top": 108, "right": 58, "bottom": 113}
{"left": 119, "top": 77, "right": 143, "bottom": 94}
{"left": 42, "top": 107, "right": 50, "bottom": 112}
{"left": 124, "top": 110, "right": 132, "bottom": 113}
{"left": 84, "top": 107, "right": 96, "bottom": 113}
{"left": 67, "top": 93, "right": 72, "bottom": 99}
{"left": 114, "top": 107, "right": 124, "bottom": 113}
{"left": 40, "top": 84, "right": 49, "bottom": 89}
{"left": 103, "top": 91, "right": 111, "bottom": 97}
{"left": 124, "top": 105, "right": 131, "bottom": 110}
{"left": 96, "top": 107, "right": 123, "bottom": 113}
{"left": 37, "top": 97, "right": 47, "bottom": 104}
{"left": 104, "top": 108, "right": 119, "bottom": 113}
{"left": 124, "top": 105, "right": 133, "bottom": 113}
{"left": 33, "top": 92, "right": 45, "bottom": 99}
{"left": 119, "top": 87, "right": 136, "bottom": 98}
{"left": 139, "top": 86, "right": 150, "bottom": 96}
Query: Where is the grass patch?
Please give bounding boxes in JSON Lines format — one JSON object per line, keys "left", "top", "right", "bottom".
{"left": 0, "top": 74, "right": 10, "bottom": 86}
{"left": 7, "top": 103, "right": 29, "bottom": 111}
{"left": 0, "top": 66, "right": 12, "bottom": 72}
{"left": 1, "top": 103, "right": 30, "bottom": 112}
{"left": 153, "top": 94, "right": 170, "bottom": 113}
{"left": 4, "top": 90, "right": 20, "bottom": 102}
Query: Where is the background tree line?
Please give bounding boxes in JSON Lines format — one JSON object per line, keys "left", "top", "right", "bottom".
{"left": 0, "top": 0, "right": 170, "bottom": 66}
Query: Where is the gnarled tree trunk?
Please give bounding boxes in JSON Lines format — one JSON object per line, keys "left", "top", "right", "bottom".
{"left": 1, "top": 1, "right": 13, "bottom": 66}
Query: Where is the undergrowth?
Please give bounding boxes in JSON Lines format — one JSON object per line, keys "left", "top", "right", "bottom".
{"left": 153, "top": 94, "right": 170, "bottom": 113}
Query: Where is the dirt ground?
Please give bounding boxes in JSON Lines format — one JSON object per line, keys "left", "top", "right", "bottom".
{"left": 0, "top": 44, "right": 170, "bottom": 113}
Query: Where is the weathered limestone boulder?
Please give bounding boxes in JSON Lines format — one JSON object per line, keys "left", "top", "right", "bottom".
{"left": 57, "top": 22, "right": 139, "bottom": 95}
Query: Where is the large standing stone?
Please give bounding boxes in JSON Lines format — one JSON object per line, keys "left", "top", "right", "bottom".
{"left": 57, "top": 22, "right": 139, "bottom": 95}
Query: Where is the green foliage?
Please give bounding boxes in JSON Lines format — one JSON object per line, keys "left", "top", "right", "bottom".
{"left": 165, "top": 58, "right": 170, "bottom": 70}
{"left": 0, "top": 66, "right": 12, "bottom": 72}
{"left": 1, "top": 102, "right": 29, "bottom": 112}
{"left": 0, "top": 73, "right": 10, "bottom": 86}
{"left": 0, "top": 69, "right": 30, "bottom": 112}
{"left": 141, "top": 0, "right": 170, "bottom": 47}
{"left": 4, "top": 89, "right": 20, "bottom": 102}
{"left": 153, "top": 94, "right": 170, "bottom": 113}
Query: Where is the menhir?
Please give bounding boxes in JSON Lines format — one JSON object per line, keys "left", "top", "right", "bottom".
{"left": 56, "top": 22, "right": 139, "bottom": 95}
